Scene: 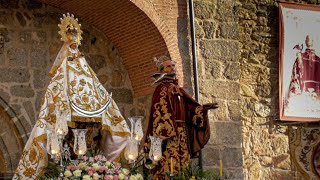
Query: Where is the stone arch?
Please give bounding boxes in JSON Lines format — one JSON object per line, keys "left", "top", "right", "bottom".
{"left": 0, "top": 136, "right": 12, "bottom": 175}
{"left": 38, "top": 0, "right": 184, "bottom": 97}
{"left": 0, "top": 152, "right": 7, "bottom": 175}
{"left": 0, "top": 97, "right": 25, "bottom": 175}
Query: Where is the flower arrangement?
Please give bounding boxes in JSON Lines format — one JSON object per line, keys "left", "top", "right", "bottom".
{"left": 62, "top": 155, "right": 143, "bottom": 180}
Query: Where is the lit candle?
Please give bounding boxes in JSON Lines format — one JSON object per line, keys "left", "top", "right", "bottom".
{"left": 57, "top": 128, "right": 63, "bottom": 135}
{"left": 154, "top": 155, "right": 158, "bottom": 161}
{"left": 171, "top": 157, "right": 174, "bottom": 174}
{"left": 219, "top": 160, "right": 223, "bottom": 177}
{"left": 128, "top": 154, "right": 134, "bottom": 159}
{"left": 51, "top": 149, "right": 57, "bottom": 154}
{"left": 79, "top": 150, "right": 83, "bottom": 155}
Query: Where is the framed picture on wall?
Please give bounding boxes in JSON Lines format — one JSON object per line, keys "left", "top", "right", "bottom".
{"left": 279, "top": 2, "right": 320, "bottom": 121}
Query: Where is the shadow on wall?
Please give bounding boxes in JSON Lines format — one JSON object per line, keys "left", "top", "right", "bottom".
{"left": 177, "top": 0, "right": 193, "bottom": 93}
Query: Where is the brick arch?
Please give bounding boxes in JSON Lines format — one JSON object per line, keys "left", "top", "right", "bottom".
{"left": 38, "top": 0, "right": 184, "bottom": 97}
{"left": 130, "top": 0, "right": 182, "bottom": 70}
{"left": 0, "top": 98, "right": 25, "bottom": 174}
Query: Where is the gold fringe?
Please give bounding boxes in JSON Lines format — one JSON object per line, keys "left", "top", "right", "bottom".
{"left": 71, "top": 116, "right": 101, "bottom": 123}
{"left": 102, "top": 124, "right": 130, "bottom": 136}
{"left": 33, "top": 134, "right": 47, "bottom": 179}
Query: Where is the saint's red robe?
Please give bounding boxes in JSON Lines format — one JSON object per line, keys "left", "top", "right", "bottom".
{"left": 144, "top": 77, "right": 211, "bottom": 179}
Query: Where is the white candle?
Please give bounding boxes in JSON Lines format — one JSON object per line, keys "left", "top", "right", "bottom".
{"left": 79, "top": 150, "right": 83, "bottom": 155}
{"left": 220, "top": 160, "right": 223, "bottom": 177}
{"left": 154, "top": 155, "right": 158, "bottom": 160}
{"left": 171, "top": 157, "right": 174, "bottom": 174}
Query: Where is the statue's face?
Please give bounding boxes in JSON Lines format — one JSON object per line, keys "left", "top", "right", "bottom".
{"left": 306, "top": 35, "right": 314, "bottom": 48}
{"left": 66, "top": 28, "right": 78, "bottom": 45}
{"left": 162, "top": 60, "right": 176, "bottom": 75}
{"left": 70, "top": 43, "right": 78, "bottom": 50}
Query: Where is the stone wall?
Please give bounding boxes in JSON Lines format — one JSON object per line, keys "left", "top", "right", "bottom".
{"left": 193, "top": 0, "right": 244, "bottom": 179}
{"left": 238, "top": 0, "right": 292, "bottom": 178}
{"left": 193, "top": 0, "right": 319, "bottom": 179}
{"left": 238, "top": 0, "right": 319, "bottom": 179}
{"left": 0, "top": 0, "right": 142, "bottom": 174}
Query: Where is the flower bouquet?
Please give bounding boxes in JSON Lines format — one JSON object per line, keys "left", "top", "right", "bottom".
{"left": 42, "top": 154, "right": 143, "bottom": 180}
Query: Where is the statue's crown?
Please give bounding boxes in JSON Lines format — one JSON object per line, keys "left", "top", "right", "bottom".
{"left": 58, "top": 13, "right": 83, "bottom": 45}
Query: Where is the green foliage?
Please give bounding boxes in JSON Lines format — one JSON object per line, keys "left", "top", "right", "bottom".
{"left": 164, "top": 162, "right": 233, "bottom": 180}
{"left": 121, "top": 152, "right": 145, "bottom": 175}
{"left": 38, "top": 160, "right": 60, "bottom": 179}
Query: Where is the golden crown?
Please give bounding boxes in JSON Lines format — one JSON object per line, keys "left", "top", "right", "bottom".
{"left": 58, "top": 13, "right": 83, "bottom": 45}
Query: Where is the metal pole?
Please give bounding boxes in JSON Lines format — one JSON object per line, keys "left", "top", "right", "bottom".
{"left": 188, "top": 0, "right": 202, "bottom": 169}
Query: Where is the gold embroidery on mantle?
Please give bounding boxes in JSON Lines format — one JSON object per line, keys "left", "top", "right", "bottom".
{"left": 152, "top": 127, "right": 190, "bottom": 179}
{"left": 193, "top": 106, "right": 204, "bottom": 127}
{"left": 102, "top": 124, "right": 130, "bottom": 136}
{"left": 15, "top": 134, "right": 47, "bottom": 179}
{"left": 168, "top": 83, "right": 183, "bottom": 96}
{"left": 152, "top": 87, "right": 176, "bottom": 139}
{"left": 72, "top": 116, "right": 101, "bottom": 123}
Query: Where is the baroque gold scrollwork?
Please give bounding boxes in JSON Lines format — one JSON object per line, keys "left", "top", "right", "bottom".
{"left": 192, "top": 106, "right": 204, "bottom": 127}
{"left": 14, "top": 134, "right": 47, "bottom": 179}
{"left": 152, "top": 88, "right": 176, "bottom": 139}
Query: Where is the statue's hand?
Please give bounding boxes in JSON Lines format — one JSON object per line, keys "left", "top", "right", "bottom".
{"left": 203, "top": 103, "right": 218, "bottom": 110}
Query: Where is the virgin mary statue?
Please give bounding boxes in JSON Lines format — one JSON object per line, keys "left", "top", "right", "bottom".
{"left": 13, "top": 13, "right": 130, "bottom": 179}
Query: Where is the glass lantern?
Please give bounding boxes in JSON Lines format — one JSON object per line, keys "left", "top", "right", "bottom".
{"left": 124, "top": 138, "right": 139, "bottom": 162}
{"left": 149, "top": 136, "right": 163, "bottom": 164}
{"left": 72, "top": 129, "right": 87, "bottom": 159}
{"left": 46, "top": 127, "right": 60, "bottom": 158}
{"left": 128, "top": 116, "right": 135, "bottom": 139}
{"left": 55, "top": 110, "right": 69, "bottom": 138}
{"left": 133, "top": 116, "right": 144, "bottom": 142}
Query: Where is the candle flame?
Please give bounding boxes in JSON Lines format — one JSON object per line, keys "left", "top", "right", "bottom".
{"left": 128, "top": 154, "right": 134, "bottom": 159}
{"left": 57, "top": 129, "right": 63, "bottom": 135}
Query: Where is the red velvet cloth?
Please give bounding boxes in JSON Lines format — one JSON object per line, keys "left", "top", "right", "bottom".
{"left": 144, "top": 77, "right": 210, "bottom": 179}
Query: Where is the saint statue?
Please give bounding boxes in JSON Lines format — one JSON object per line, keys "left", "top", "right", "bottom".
{"left": 13, "top": 14, "right": 130, "bottom": 179}
{"left": 144, "top": 56, "right": 218, "bottom": 179}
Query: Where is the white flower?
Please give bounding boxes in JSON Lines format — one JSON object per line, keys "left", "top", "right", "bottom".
{"left": 129, "top": 175, "right": 137, "bottom": 180}
{"left": 64, "top": 170, "right": 72, "bottom": 177}
{"left": 105, "top": 161, "right": 112, "bottom": 167}
{"left": 122, "top": 168, "right": 130, "bottom": 175}
{"left": 79, "top": 162, "right": 87, "bottom": 170}
{"left": 93, "top": 173, "right": 100, "bottom": 180}
{"left": 119, "top": 173, "right": 125, "bottom": 180}
{"left": 73, "top": 169, "right": 82, "bottom": 177}
{"left": 83, "top": 175, "right": 91, "bottom": 180}
{"left": 92, "top": 163, "right": 100, "bottom": 171}
{"left": 135, "top": 173, "right": 143, "bottom": 180}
